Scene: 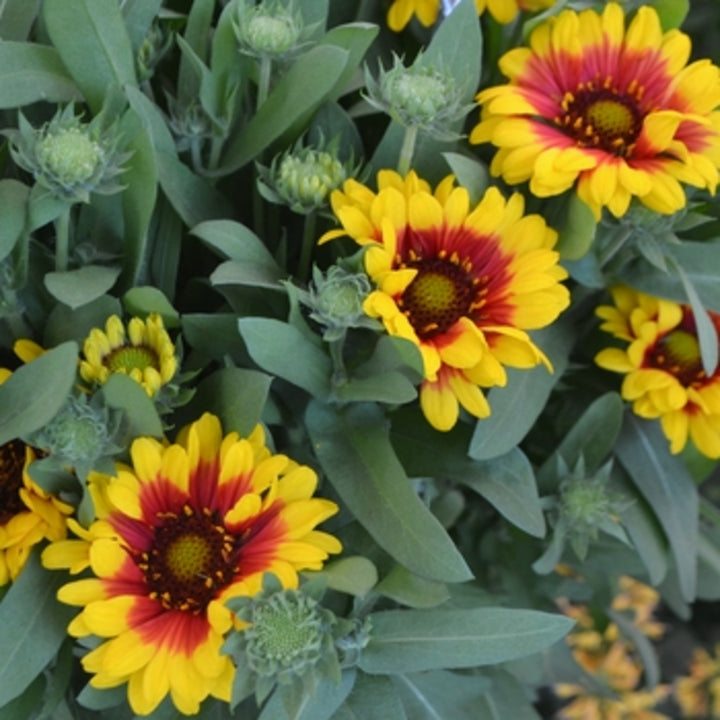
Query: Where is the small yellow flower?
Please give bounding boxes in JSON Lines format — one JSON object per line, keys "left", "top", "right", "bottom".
{"left": 674, "top": 644, "right": 720, "bottom": 718}
{"left": 595, "top": 286, "right": 720, "bottom": 458}
{"left": 79, "top": 313, "right": 177, "bottom": 397}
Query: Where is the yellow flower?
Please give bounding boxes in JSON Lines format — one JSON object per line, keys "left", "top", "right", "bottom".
{"left": 42, "top": 413, "right": 341, "bottom": 716}
{"left": 0, "top": 438, "right": 73, "bottom": 585}
{"left": 611, "top": 576, "right": 665, "bottom": 641}
{"left": 386, "top": 0, "right": 554, "bottom": 31}
{"left": 320, "top": 169, "right": 570, "bottom": 431}
{"left": 595, "top": 286, "right": 720, "bottom": 458}
{"left": 471, "top": 3, "right": 720, "bottom": 220}
{"left": 79, "top": 313, "right": 177, "bottom": 397}
{"left": 674, "top": 644, "right": 720, "bottom": 718}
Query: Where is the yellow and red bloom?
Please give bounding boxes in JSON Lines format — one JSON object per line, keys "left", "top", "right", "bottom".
{"left": 79, "top": 313, "right": 177, "bottom": 397}
{"left": 386, "top": 0, "right": 554, "bottom": 32}
{"left": 471, "top": 3, "right": 720, "bottom": 220}
{"left": 595, "top": 285, "right": 720, "bottom": 458}
{"left": 320, "top": 170, "right": 570, "bottom": 431}
{"left": 43, "top": 413, "right": 341, "bottom": 716}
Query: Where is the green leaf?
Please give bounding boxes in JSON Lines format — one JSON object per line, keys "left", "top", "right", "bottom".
{"left": 358, "top": 607, "right": 573, "bottom": 674}
{"left": 100, "top": 373, "right": 164, "bottom": 439}
{"left": 0, "top": 180, "right": 29, "bottom": 263}
{"left": 181, "top": 367, "right": 273, "bottom": 438}
{"left": 317, "top": 23, "right": 379, "bottom": 103}
{"left": 474, "top": 669, "right": 543, "bottom": 720}
{"left": 650, "top": 0, "right": 689, "bottom": 29}
{"left": 556, "top": 193, "right": 597, "bottom": 261}
{"left": 0, "top": 0, "right": 41, "bottom": 41}
{"left": 239, "top": 318, "right": 332, "bottom": 400}
{"left": 118, "top": 109, "right": 159, "bottom": 289}
{"left": 393, "top": 670, "right": 492, "bottom": 720}
{"left": 390, "top": 409, "right": 543, "bottom": 536}
{"left": 0, "top": 552, "right": 76, "bottom": 707}
{"left": 306, "top": 402, "right": 473, "bottom": 583}
{"left": 0, "top": 42, "right": 80, "bottom": 108}
{"left": 43, "top": 294, "right": 122, "bottom": 347}
{"left": 0, "top": 676, "right": 44, "bottom": 720}
{"left": 181, "top": 313, "right": 250, "bottom": 363}
{"left": 43, "top": 0, "right": 137, "bottom": 114}
{"left": 536, "top": 392, "right": 624, "bottom": 492}
{"left": 376, "top": 565, "right": 450, "bottom": 609}
{"left": 259, "top": 671, "right": 356, "bottom": 720}
{"left": 442, "top": 152, "right": 489, "bottom": 206}
{"left": 44, "top": 265, "right": 121, "bottom": 309}
{"left": 216, "top": 45, "right": 350, "bottom": 175}
{"left": 177, "top": 0, "right": 215, "bottom": 106}
{"left": 615, "top": 413, "right": 698, "bottom": 602}
{"left": 121, "top": 0, "right": 163, "bottom": 53}
{"left": 125, "top": 85, "right": 233, "bottom": 227}
{"left": 469, "top": 319, "right": 575, "bottom": 460}
{"left": 337, "top": 673, "right": 406, "bottom": 720}
{"left": 0, "top": 342, "right": 78, "bottom": 445}
{"left": 122, "top": 286, "right": 179, "bottom": 327}
{"left": 461, "top": 448, "right": 545, "bottom": 538}
{"left": 318, "top": 556, "right": 378, "bottom": 598}
{"left": 191, "top": 219, "right": 282, "bottom": 269}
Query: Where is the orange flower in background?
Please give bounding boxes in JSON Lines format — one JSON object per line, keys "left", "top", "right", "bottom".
{"left": 43, "top": 413, "right": 341, "bottom": 716}
{"left": 595, "top": 286, "right": 720, "bottom": 458}
{"left": 386, "top": 0, "right": 555, "bottom": 31}
{"left": 472, "top": 3, "right": 720, "bottom": 220}
{"left": 674, "top": 644, "right": 720, "bottom": 718}
{"left": 320, "top": 169, "right": 569, "bottom": 431}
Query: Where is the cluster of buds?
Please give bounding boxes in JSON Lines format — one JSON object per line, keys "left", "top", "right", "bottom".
{"left": 364, "top": 53, "right": 473, "bottom": 140}
{"left": 7, "top": 105, "right": 130, "bottom": 204}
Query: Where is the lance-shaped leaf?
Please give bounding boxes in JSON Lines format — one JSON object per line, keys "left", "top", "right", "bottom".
{"left": 358, "top": 607, "right": 573, "bottom": 674}
{"left": 306, "top": 402, "right": 473, "bottom": 583}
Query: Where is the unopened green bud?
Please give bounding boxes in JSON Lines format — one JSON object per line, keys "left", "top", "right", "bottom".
{"left": 35, "top": 128, "right": 103, "bottom": 187}
{"left": 8, "top": 105, "right": 130, "bottom": 204}
{"left": 234, "top": 1, "right": 305, "bottom": 59}
{"left": 364, "top": 53, "right": 474, "bottom": 141}
{"left": 260, "top": 143, "right": 351, "bottom": 213}
{"left": 304, "top": 265, "right": 380, "bottom": 341}
{"left": 137, "top": 22, "right": 172, "bottom": 82}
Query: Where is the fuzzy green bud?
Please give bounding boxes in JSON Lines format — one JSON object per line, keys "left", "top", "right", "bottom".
{"left": 234, "top": 1, "right": 305, "bottom": 59}
{"left": 35, "top": 128, "right": 103, "bottom": 187}
{"left": 8, "top": 105, "right": 130, "bottom": 204}
{"left": 303, "top": 265, "right": 380, "bottom": 342}
{"left": 364, "top": 53, "right": 474, "bottom": 141}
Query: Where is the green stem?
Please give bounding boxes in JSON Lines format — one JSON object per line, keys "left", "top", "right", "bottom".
{"left": 256, "top": 55, "right": 273, "bottom": 112}
{"left": 54, "top": 206, "right": 72, "bottom": 272}
{"left": 297, "top": 209, "right": 317, "bottom": 284}
{"left": 396, "top": 125, "right": 419, "bottom": 177}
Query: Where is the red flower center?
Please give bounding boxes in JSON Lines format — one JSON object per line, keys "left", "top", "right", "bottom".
{"left": 646, "top": 329, "right": 707, "bottom": 387}
{"left": 0, "top": 441, "right": 28, "bottom": 525}
{"left": 138, "top": 504, "right": 240, "bottom": 614}
{"left": 398, "top": 256, "right": 481, "bottom": 339}
{"left": 556, "top": 79, "right": 644, "bottom": 157}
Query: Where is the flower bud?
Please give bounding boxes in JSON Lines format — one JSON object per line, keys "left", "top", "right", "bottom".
{"left": 364, "top": 53, "right": 474, "bottom": 140}
{"left": 233, "top": 1, "right": 305, "bottom": 59}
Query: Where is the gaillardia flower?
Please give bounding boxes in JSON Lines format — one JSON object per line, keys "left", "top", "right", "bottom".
{"left": 320, "top": 170, "right": 570, "bottom": 431}
{"left": 386, "top": 0, "right": 554, "bottom": 32}
{"left": 0, "top": 441, "right": 72, "bottom": 585}
{"left": 471, "top": 3, "right": 720, "bottom": 220}
{"left": 42, "top": 413, "right": 341, "bottom": 716}
{"left": 0, "top": 365, "right": 72, "bottom": 584}
{"left": 79, "top": 313, "right": 177, "bottom": 397}
{"left": 595, "top": 286, "right": 720, "bottom": 458}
